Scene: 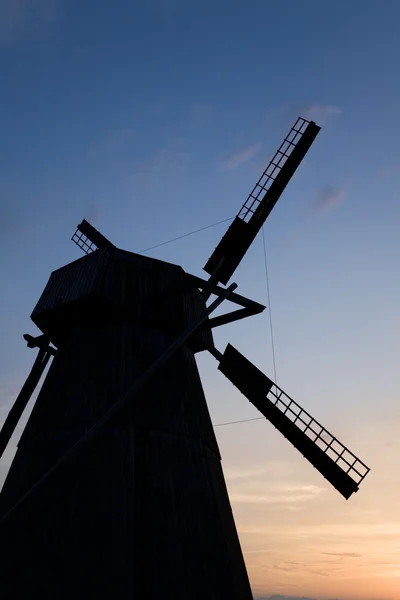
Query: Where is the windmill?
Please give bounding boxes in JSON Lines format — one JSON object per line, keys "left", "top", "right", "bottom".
{"left": 0, "top": 117, "right": 370, "bottom": 600}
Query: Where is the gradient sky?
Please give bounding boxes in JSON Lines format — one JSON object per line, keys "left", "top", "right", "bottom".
{"left": 1, "top": 1, "right": 400, "bottom": 598}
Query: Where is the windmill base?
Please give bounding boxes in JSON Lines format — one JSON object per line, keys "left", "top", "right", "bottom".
{"left": 0, "top": 318, "right": 253, "bottom": 600}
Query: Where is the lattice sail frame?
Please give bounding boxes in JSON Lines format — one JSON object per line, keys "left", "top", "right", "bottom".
{"left": 72, "top": 219, "right": 115, "bottom": 255}
{"left": 217, "top": 343, "right": 370, "bottom": 498}
{"left": 269, "top": 383, "right": 370, "bottom": 486}
{"left": 238, "top": 117, "right": 310, "bottom": 222}
{"left": 71, "top": 229, "right": 98, "bottom": 255}
{"left": 203, "top": 117, "right": 320, "bottom": 285}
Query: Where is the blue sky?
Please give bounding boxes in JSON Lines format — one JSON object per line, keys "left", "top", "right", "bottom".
{"left": 1, "top": 1, "right": 400, "bottom": 598}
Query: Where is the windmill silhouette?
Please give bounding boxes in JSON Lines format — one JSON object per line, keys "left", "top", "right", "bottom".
{"left": 0, "top": 117, "right": 369, "bottom": 600}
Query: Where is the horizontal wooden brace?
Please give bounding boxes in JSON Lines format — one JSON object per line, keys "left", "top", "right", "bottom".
{"left": 185, "top": 273, "right": 265, "bottom": 312}
{"left": 203, "top": 306, "right": 264, "bottom": 329}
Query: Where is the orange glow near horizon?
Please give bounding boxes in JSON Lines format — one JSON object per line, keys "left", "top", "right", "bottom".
{"left": 217, "top": 416, "right": 400, "bottom": 600}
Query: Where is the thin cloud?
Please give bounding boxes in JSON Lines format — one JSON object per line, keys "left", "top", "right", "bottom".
{"left": 0, "top": 0, "right": 29, "bottom": 33}
{"left": 188, "top": 102, "right": 214, "bottom": 128}
{"left": 378, "top": 164, "right": 400, "bottom": 178}
{"left": 315, "top": 185, "right": 345, "bottom": 211}
{"left": 268, "top": 103, "right": 342, "bottom": 128}
{"left": 131, "top": 148, "right": 188, "bottom": 185}
{"left": 322, "top": 551, "right": 362, "bottom": 558}
{"left": 230, "top": 484, "right": 325, "bottom": 506}
{"left": 247, "top": 520, "right": 400, "bottom": 540}
{"left": 271, "top": 562, "right": 331, "bottom": 577}
{"left": 265, "top": 103, "right": 291, "bottom": 121}
{"left": 225, "top": 462, "right": 293, "bottom": 482}
{"left": 0, "top": 197, "right": 33, "bottom": 240}
{"left": 88, "top": 127, "right": 135, "bottom": 158}
{"left": 220, "top": 142, "right": 262, "bottom": 171}
{"left": 0, "top": 0, "right": 58, "bottom": 40}
{"left": 0, "top": 207, "right": 19, "bottom": 239}
{"left": 301, "top": 104, "right": 342, "bottom": 125}
{"left": 83, "top": 203, "right": 102, "bottom": 226}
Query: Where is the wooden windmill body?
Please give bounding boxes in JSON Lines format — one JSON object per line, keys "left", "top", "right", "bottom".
{"left": 0, "top": 118, "right": 370, "bottom": 599}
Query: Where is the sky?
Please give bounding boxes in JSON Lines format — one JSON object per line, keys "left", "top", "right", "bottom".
{"left": 1, "top": 0, "right": 400, "bottom": 598}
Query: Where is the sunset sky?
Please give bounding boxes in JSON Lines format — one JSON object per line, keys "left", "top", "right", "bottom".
{"left": 1, "top": 1, "right": 400, "bottom": 598}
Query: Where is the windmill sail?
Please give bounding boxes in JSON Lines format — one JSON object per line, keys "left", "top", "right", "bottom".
{"left": 72, "top": 219, "right": 116, "bottom": 255}
{"left": 218, "top": 344, "right": 370, "bottom": 499}
{"left": 204, "top": 117, "right": 320, "bottom": 285}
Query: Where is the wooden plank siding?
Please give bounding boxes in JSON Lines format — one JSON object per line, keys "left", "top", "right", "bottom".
{"left": 31, "top": 248, "right": 213, "bottom": 353}
{"left": 0, "top": 252, "right": 253, "bottom": 599}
